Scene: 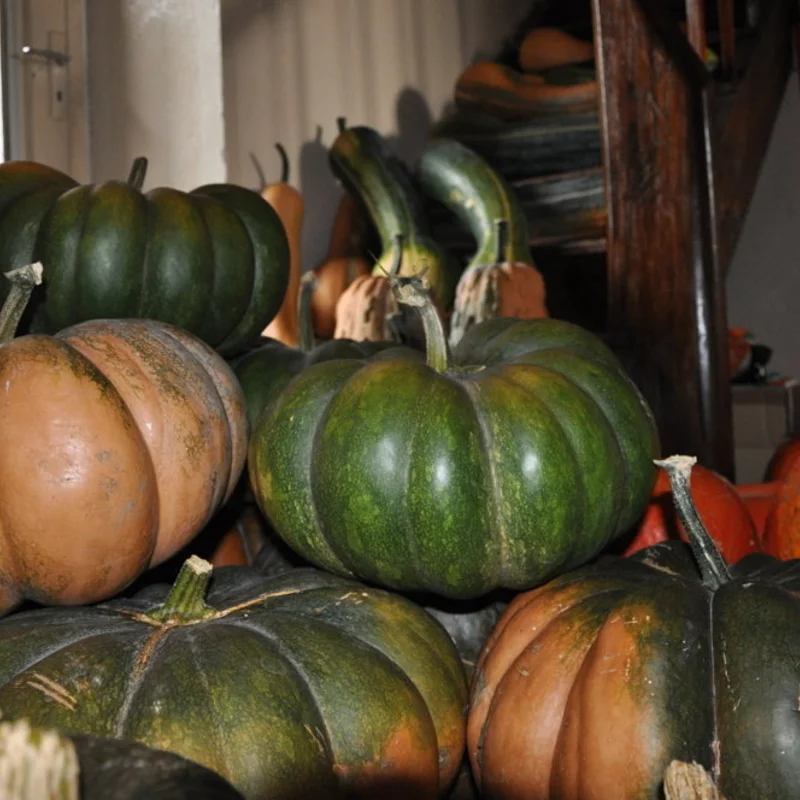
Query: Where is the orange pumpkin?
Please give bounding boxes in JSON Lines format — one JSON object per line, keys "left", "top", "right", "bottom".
{"left": 0, "top": 263, "right": 247, "bottom": 613}
{"left": 623, "top": 463, "right": 761, "bottom": 564}
{"left": 766, "top": 438, "right": 800, "bottom": 482}
{"left": 763, "top": 455, "right": 800, "bottom": 560}
{"left": 735, "top": 481, "right": 779, "bottom": 539}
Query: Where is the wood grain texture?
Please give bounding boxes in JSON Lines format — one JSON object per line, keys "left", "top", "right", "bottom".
{"left": 592, "top": 0, "right": 734, "bottom": 474}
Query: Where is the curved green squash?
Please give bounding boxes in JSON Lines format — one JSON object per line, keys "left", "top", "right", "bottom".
{"left": 231, "top": 275, "right": 419, "bottom": 427}
{"left": 0, "top": 557, "right": 467, "bottom": 800}
{"left": 249, "top": 280, "right": 660, "bottom": 599}
{"left": 468, "top": 456, "right": 800, "bottom": 800}
{"left": 0, "top": 158, "right": 289, "bottom": 356}
{"left": 0, "top": 720, "right": 244, "bottom": 800}
{"left": 415, "top": 137, "right": 531, "bottom": 270}
{"left": 328, "top": 120, "right": 457, "bottom": 309}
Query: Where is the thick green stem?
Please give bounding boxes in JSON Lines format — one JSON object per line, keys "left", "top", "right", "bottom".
{"left": 656, "top": 455, "right": 732, "bottom": 590}
{"left": 494, "top": 218, "right": 509, "bottom": 264}
{"left": 275, "top": 143, "right": 290, "bottom": 183}
{"left": 391, "top": 275, "right": 450, "bottom": 373}
{"left": 0, "top": 263, "right": 43, "bottom": 344}
{"left": 0, "top": 720, "right": 79, "bottom": 800}
{"left": 147, "top": 556, "right": 216, "bottom": 623}
{"left": 298, "top": 272, "right": 316, "bottom": 353}
{"left": 126, "top": 157, "right": 148, "bottom": 191}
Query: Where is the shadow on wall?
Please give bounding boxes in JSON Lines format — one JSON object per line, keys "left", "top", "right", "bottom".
{"left": 299, "top": 86, "right": 435, "bottom": 271}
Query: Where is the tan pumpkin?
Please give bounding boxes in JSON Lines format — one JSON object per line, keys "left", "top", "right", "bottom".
{"left": 0, "top": 263, "right": 247, "bottom": 614}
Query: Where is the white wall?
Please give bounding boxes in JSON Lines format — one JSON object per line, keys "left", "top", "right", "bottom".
{"left": 221, "top": 0, "right": 531, "bottom": 270}
{"left": 726, "top": 71, "right": 800, "bottom": 382}
{"left": 85, "top": 0, "right": 226, "bottom": 190}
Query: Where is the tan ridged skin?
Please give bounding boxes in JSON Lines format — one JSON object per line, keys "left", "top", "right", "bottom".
{"left": 333, "top": 275, "right": 399, "bottom": 342}
{"left": 0, "top": 319, "right": 247, "bottom": 613}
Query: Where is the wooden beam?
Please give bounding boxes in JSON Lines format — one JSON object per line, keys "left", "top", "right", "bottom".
{"left": 592, "top": 0, "right": 734, "bottom": 476}
{"left": 716, "top": 0, "right": 737, "bottom": 80}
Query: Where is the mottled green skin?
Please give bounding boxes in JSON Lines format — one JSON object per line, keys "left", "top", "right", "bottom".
{"left": 415, "top": 138, "right": 532, "bottom": 267}
{"left": 0, "top": 162, "right": 289, "bottom": 356}
{"left": 232, "top": 337, "right": 419, "bottom": 429}
{"left": 329, "top": 126, "right": 459, "bottom": 308}
{"left": 477, "top": 543, "right": 800, "bottom": 799}
{"left": 249, "top": 316, "right": 660, "bottom": 599}
{"left": 0, "top": 567, "right": 467, "bottom": 800}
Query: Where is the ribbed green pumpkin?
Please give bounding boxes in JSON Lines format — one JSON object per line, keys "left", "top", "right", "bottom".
{"left": 0, "top": 159, "right": 289, "bottom": 356}
{"left": 0, "top": 558, "right": 467, "bottom": 800}
{"left": 249, "top": 280, "right": 660, "bottom": 599}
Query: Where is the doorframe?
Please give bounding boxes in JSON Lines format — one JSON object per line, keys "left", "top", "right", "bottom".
{"left": 0, "top": 0, "right": 90, "bottom": 179}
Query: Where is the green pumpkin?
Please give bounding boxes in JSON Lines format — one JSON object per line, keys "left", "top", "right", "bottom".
{"left": 0, "top": 719, "right": 244, "bottom": 800}
{"left": 0, "top": 159, "right": 289, "bottom": 356}
{"left": 249, "top": 279, "right": 660, "bottom": 599}
{"left": 0, "top": 557, "right": 467, "bottom": 800}
{"left": 232, "top": 275, "right": 419, "bottom": 428}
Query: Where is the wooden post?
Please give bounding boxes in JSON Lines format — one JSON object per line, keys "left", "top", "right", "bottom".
{"left": 591, "top": 0, "right": 735, "bottom": 476}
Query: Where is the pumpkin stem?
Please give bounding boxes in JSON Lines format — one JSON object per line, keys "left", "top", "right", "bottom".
{"left": 391, "top": 268, "right": 450, "bottom": 373}
{"left": 494, "top": 218, "right": 510, "bottom": 264}
{"left": 126, "top": 157, "right": 148, "bottom": 191}
{"left": 336, "top": 116, "right": 347, "bottom": 134}
{"left": 663, "top": 760, "right": 726, "bottom": 799}
{"left": 656, "top": 456, "right": 732, "bottom": 589}
{"left": 298, "top": 271, "right": 316, "bottom": 353}
{"left": 147, "top": 555, "right": 216, "bottom": 623}
{"left": 0, "top": 262, "right": 43, "bottom": 344}
{"left": 275, "top": 143, "right": 290, "bottom": 184}
{"left": 0, "top": 719, "right": 80, "bottom": 800}
{"left": 249, "top": 152, "right": 268, "bottom": 191}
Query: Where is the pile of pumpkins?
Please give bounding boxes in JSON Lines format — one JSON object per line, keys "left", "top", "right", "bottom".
{"left": 0, "top": 124, "right": 798, "bottom": 800}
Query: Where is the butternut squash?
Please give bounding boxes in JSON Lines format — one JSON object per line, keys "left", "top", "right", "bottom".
{"left": 454, "top": 61, "right": 598, "bottom": 121}
{"left": 310, "top": 191, "right": 371, "bottom": 339}
{"left": 253, "top": 145, "right": 304, "bottom": 346}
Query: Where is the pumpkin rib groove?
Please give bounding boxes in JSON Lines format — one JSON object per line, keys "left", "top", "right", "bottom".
{"left": 61, "top": 187, "right": 93, "bottom": 324}
{"left": 306, "top": 370, "right": 365, "bottom": 576}
{"left": 223, "top": 616, "right": 341, "bottom": 762}
{"left": 708, "top": 588, "right": 721, "bottom": 782}
{"left": 0, "top": 625, "right": 139, "bottom": 684}
{"left": 459, "top": 378, "right": 506, "bottom": 588}
{"left": 402, "top": 377, "right": 440, "bottom": 592}
{"left": 113, "top": 626, "right": 172, "bottom": 739}
{"left": 500, "top": 364, "right": 626, "bottom": 555}
{"left": 493, "top": 369, "right": 588, "bottom": 571}
{"left": 136, "top": 192, "right": 155, "bottom": 319}
{"left": 185, "top": 630, "right": 236, "bottom": 779}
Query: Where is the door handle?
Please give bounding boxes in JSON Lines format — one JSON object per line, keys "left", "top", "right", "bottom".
{"left": 18, "top": 46, "right": 71, "bottom": 66}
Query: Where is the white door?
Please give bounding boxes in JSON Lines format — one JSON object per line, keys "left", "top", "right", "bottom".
{"left": 1, "top": 0, "right": 89, "bottom": 179}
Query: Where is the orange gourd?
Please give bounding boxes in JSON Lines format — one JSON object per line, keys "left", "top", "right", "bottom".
{"left": 310, "top": 192, "right": 371, "bottom": 339}
{"left": 454, "top": 61, "right": 598, "bottom": 121}
{"left": 517, "top": 27, "right": 595, "bottom": 73}
{"left": 0, "top": 263, "right": 248, "bottom": 614}
{"left": 763, "top": 454, "right": 800, "bottom": 559}
{"left": 254, "top": 145, "right": 304, "bottom": 346}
